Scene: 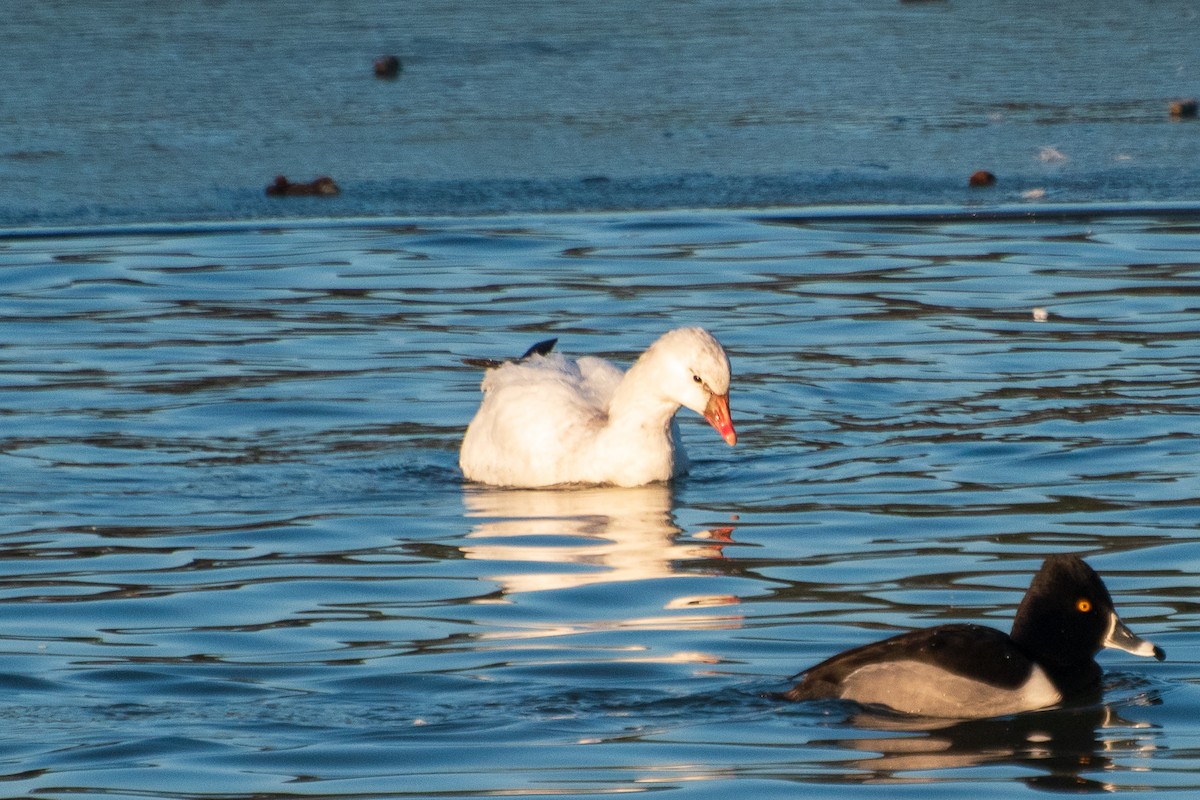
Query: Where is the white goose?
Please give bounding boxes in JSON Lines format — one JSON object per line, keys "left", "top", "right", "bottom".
{"left": 459, "top": 327, "right": 737, "bottom": 488}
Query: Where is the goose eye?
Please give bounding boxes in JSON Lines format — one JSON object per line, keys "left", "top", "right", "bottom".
{"left": 692, "top": 374, "right": 703, "bottom": 384}
{"left": 1076, "top": 598, "right": 1092, "bottom": 613}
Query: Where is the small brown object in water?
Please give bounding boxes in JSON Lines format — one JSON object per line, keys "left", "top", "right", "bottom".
{"left": 968, "top": 170, "right": 997, "bottom": 187}
{"left": 374, "top": 55, "right": 402, "bottom": 78}
{"left": 1169, "top": 98, "right": 1198, "bottom": 118}
{"left": 265, "top": 175, "right": 340, "bottom": 197}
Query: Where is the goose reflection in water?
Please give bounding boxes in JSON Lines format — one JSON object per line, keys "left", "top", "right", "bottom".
{"left": 460, "top": 484, "right": 735, "bottom": 600}
{"left": 807, "top": 686, "right": 1163, "bottom": 792}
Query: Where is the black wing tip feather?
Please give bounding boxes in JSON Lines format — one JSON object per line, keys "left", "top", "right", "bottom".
{"left": 520, "top": 338, "right": 557, "bottom": 360}
{"left": 462, "top": 337, "right": 557, "bottom": 370}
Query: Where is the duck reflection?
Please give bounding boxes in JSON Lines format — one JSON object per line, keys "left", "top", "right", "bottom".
{"left": 809, "top": 689, "right": 1162, "bottom": 791}
{"left": 460, "top": 484, "right": 733, "bottom": 596}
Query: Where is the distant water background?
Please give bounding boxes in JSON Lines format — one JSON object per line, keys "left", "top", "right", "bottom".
{"left": 4, "top": 0, "right": 1200, "bottom": 226}
{"left": 4, "top": 3, "right": 1200, "bottom": 799}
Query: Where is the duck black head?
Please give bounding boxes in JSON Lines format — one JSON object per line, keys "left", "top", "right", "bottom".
{"left": 1010, "top": 554, "right": 1163, "bottom": 695}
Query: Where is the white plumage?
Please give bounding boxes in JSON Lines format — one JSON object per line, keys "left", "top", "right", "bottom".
{"left": 459, "top": 327, "right": 737, "bottom": 487}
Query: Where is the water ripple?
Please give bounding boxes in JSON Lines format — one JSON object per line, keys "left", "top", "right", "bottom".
{"left": 0, "top": 209, "right": 1199, "bottom": 796}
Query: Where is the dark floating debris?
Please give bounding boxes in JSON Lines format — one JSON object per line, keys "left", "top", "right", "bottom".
{"left": 1169, "top": 98, "right": 1198, "bottom": 118}
{"left": 265, "top": 175, "right": 340, "bottom": 197}
{"left": 374, "top": 55, "right": 402, "bottom": 79}
{"left": 968, "top": 169, "right": 997, "bottom": 187}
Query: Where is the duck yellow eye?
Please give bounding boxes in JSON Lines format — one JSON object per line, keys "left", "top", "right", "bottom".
{"left": 1076, "top": 599, "right": 1092, "bottom": 613}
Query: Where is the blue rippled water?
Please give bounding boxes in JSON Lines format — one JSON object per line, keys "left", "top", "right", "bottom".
{"left": 1, "top": 210, "right": 1199, "bottom": 797}
{"left": 5, "top": 2, "right": 1200, "bottom": 798}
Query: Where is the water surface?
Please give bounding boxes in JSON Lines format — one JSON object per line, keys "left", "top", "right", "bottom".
{"left": 0, "top": 208, "right": 1198, "bottom": 797}
{"left": 5, "top": 1, "right": 1200, "bottom": 225}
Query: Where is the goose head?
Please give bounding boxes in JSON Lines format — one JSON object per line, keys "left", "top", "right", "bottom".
{"left": 645, "top": 327, "right": 737, "bottom": 445}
